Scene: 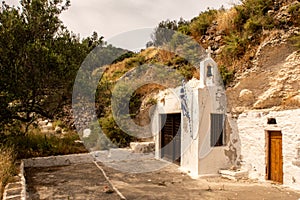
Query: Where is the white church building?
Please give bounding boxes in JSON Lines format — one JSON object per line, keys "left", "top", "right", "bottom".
{"left": 152, "top": 52, "right": 231, "bottom": 177}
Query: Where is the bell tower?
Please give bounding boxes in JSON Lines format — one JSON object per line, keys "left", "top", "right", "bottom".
{"left": 199, "top": 46, "right": 218, "bottom": 88}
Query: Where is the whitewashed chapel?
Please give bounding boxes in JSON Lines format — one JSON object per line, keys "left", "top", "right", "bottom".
{"left": 152, "top": 51, "right": 231, "bottom": 177}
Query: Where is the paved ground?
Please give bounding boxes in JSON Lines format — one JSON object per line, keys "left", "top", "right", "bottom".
{"left": 25, "top": 151, "right": 300, "bottom": 200}
{"left": 98, "top": 160, "right": 300, "bottom": 200}
{"left": 26, "top": 163, "right": 120, "bottom": 200}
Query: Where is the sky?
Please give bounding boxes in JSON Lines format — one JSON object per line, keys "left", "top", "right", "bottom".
{"left": 5, "top": 0, "right": 238, "bottom": 50}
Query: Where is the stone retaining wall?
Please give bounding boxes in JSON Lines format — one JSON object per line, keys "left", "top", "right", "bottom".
{"left": 23, "top": 153, "right": 94, "bottom": 168}
{"left": 3, "top": 161, "right": 26, "bottom": 200}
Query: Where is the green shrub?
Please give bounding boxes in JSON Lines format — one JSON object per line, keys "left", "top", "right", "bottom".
{"left": 99, "top": 115, "right": 134, "bottom": 148}
{"left": 234, "top": 0, "right": 274, "bottom": 32}
{"left": 112, "top": 51, "right": 136, "bottom": 64}
{"left": 125, "top": 55, "right": 146, "bottom": 69}
{"left": 171, "top": 56, "right": 189, "bottom": 65}
{"left": 146, "top": 98, "right": 157, "bottom": 106}
{"left": 219, "top": 65, "right": 235, "bottom": 86}
{"left": 112, "top": 69, "right": 127, "bottom": 79}
{"left": 129, "top": 92, "right": 142, "bottom": 117}
{"left": 244, "top": 16, "right": 264, "bottom": 34}
{"left": 190, "top": 9, "right": 217, "bottom": 36}
{"left": 288, "top": 2, "right": 300, "bottom": 25}
{"left": 223, "top": 33, "right": 249, "bottom": 59}
{"left": 290, "top": 35, "right": 300, "bottom": 50}
{"left": 2, "top": 131, "right": 86, "bottom": 159}
{"left": 52, "top": 120, "right": 66, "bottom": 129}
{"left": 177, "top": 64, "right": 195, "bottom": 80}
{"left": 178, "top": 24, "right": 191, "bottom": 35}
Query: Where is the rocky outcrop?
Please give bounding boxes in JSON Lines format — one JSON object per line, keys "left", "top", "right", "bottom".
{"left": 227, "top": 27, "right": 300, "bottom": 113}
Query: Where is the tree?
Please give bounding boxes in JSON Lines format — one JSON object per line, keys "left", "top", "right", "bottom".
{"left": 0, "top": 0, "right": 97, "bottom": 132}
{"left": 151, "top": 20, "right": 178, "bottom": 46}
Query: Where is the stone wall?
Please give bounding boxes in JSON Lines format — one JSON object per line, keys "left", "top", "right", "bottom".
{"left": 237, "top": 109, "right": 300, "bottom": 190}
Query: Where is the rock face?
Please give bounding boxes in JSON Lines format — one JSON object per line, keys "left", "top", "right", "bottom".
{"left": 227, "top": 28, "right": 300, "bottom": 113}
{"left": 254, "top": 51, "right": 300, "bottom": 109}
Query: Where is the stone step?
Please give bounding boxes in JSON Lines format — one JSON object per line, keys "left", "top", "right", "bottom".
{"left": 219, "top": 169, "right": 249, "bottom": 181}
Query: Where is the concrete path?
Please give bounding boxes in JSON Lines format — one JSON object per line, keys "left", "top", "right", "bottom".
{"left": 21, "top": 151, "right": 300, "bottom": 200}
{"left": 26, "top": 163, "right": 120, "bottom": 200}
{"left": 98, "top": 161, "right": 300, "bottom": 200}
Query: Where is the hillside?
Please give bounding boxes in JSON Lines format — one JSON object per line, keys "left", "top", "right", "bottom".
{"left": 94, "top": 0, "right": 300, "bottom": 145}
{"left": 227, "top": 28, "right": 300, "bottom": 113}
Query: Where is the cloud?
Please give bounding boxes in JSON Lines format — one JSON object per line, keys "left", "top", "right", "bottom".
{"left": 5, "top": 0, "right": 236, "bottom": 40}
{"left": 60, "top": 0, "right": 234, "bottom": 39}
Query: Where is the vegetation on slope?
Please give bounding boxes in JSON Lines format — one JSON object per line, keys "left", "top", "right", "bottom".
{"left": 153, "top": 0, "right": 299, "bottom": 85}
{"left": 95, "top": 48, "right": 197, "bottom": 147}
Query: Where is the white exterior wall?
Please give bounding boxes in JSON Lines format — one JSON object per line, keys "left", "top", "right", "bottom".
{"left": 153, "top": 80, "right": 201, "bottom": 177}
{"left": 153, "top": 55, "right": 230, "bottom": 178}
{"left": 197, "top": 87, "right": 230, "bottom": 175}
{"left": 153, "top": 78, "right": 230, "bottom": 177}
{"left": 237, "top": 109, "right": 300, "bottom": 190}
{"left": 180, "top": 85, "right": 200, "bottom": 177}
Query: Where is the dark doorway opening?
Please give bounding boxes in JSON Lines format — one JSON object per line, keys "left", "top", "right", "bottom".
{"left": 160, "top": 113, "right": 181, "bottom": 165}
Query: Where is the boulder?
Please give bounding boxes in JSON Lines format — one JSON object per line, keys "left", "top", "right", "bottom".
{"left": 46, "top": 122, "right": 53, "bottom": 130}
{"left": 55, "top": 126, "right": 62, "bottom": 134}
{"left": 83, "top": 129, "right": 91, "bottom": 138}
{"left": 239, "top": 89, "right": 254, "bottom": 102}
{"left": 130, "top": 142, "right": 155, "bottom": 153}
{"left": 38, "top": 119, "right": 47, "bottom": 126}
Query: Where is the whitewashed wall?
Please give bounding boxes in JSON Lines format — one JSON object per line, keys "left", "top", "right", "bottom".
{"left": 153, "top": 79, "right": 201, "bottom": 177}
{"left": 153, "top": 78, "right": 231, "bottom": 177}
{"left": 237, "top": 109, "right": 300, "bottom": 190}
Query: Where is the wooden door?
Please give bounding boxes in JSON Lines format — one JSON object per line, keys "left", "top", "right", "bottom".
{"left": 160, "top": 113, "right": 181, "bottom": 164}
{"left": 267, "top": 131, "right": 283, "bottom": 183}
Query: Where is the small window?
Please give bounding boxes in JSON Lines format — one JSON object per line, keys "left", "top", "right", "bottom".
{"left": 207, "top": 65, "right": 213, "bottom": 77}
{"left": 211, "top": 113, "right": 225, "bottom": 147}
{"left": 267, "top": 118, "right": 277, "bottom": 124}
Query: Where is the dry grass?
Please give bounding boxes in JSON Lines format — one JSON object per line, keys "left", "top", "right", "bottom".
{"left": 157, "top": 49, "right": 174, "bottom": 62}
{"left": 282, "top": 95, "right": 300, "bottom": 109}
{"left": 216, "top": 8, "right": 238, "bottom": 34}
{"left": 0, "top": 146, "right": 15, "bottom": 199}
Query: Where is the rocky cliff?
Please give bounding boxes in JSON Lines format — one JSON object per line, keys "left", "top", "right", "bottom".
{"left": 227, "top": 28, "right": 300, "bottom": 113}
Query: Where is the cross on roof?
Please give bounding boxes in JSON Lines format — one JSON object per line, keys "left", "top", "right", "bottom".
{"left": 206, "top": 46, "right": 212, "bottom": 58}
